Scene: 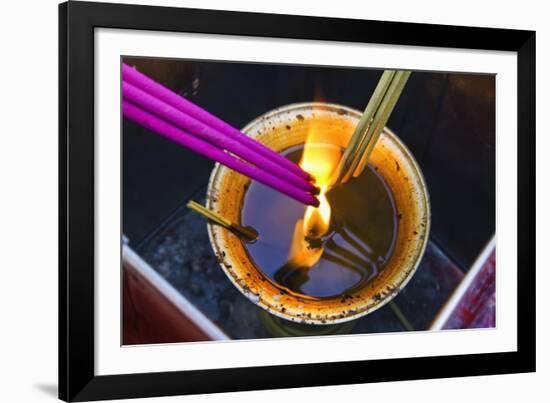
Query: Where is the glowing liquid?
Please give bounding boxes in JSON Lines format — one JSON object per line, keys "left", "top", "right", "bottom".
{"left": 240, "top": 144, "right": 398, "bottom": 299}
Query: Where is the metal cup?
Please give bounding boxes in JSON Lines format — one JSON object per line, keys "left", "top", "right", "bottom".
{"left": 207, "top": 102, "right": 430, "bottom": 325}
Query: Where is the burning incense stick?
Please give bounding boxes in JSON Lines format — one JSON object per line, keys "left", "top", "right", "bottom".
{"left": 123, "top": 81, "right": 318, "bottom": 194}
{"left": 187, "top": 200, "right": 259, "bottom": 241}
{"left": 122, "top": 63, "right": 312, "bottom": 181}
{"left": 123, "top": 100, "right": 320, "bottom": 207}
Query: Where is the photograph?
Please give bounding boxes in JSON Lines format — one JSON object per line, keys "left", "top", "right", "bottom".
{"left": 0, "top": 0, "right": 543, "bottom": 401}
{"left": 121, "top": 56, "right": 496, "bottom": 343}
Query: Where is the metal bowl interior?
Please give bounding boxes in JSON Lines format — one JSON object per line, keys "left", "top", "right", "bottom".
{"left": 207, "top": 103, "right": 430, "bottom": 325}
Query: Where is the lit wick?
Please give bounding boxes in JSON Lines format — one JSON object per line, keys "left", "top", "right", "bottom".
{"left": 287, "top": 118, "right": 341, "bottom": 269}
{"left": 303, "top": 189, "right": 331, "bottom": 238}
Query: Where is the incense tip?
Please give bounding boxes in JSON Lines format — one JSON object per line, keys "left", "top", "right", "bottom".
{"left": 310, "top": 197, "right": 320, "bottom": 208}
{"left": 311, "top": 186, "right": 321, "bottom": 195}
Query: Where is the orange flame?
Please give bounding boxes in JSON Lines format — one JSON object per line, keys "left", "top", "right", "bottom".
{"left": 287, "top": 113, "right": 341, "bottom": 268}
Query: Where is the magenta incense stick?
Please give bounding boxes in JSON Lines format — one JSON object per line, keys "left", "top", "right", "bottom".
{"left": 123, "top": 100, "right": 320, "bottom": 207}
{"left": 122, "top": 63, "right": 312, "bottom": 181}
{"left": 123, "top": 81, "right": 318, "bottom": 194}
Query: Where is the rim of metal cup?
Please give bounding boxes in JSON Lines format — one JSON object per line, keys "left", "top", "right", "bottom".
{"left": 206, "top": 102, "right": 431, "bottom": 325}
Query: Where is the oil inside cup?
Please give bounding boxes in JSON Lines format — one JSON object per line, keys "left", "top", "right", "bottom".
{"left": 241, "top": 143, "right": 398, "bottom": 299}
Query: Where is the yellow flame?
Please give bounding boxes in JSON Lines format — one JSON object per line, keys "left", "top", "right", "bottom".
{"left": 300, "top": 117, "right": 340, "bottom": 238}
{"left": 303, "top": 191, "right": 330, "bottom": 238}
{"left": 287, "top": 219, "right": 323, "bottom": 268}
{"left": 287, "top": 117, "right": 341, "bottom": 268}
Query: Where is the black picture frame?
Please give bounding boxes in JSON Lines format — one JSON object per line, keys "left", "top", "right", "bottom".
{"left": 59, "top": 1, "right": 536, "bottom": 401}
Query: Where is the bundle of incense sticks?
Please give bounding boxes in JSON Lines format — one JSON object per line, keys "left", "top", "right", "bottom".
{"left": 334, "top": 70, "right": 411, "bottom": 185}
{"left": 122, "top": 63, "right": 320, "bottom": 207}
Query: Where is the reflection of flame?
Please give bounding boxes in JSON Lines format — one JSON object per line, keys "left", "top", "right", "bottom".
{"left": 287, "top": 112, "right": 341, "bottom": 268}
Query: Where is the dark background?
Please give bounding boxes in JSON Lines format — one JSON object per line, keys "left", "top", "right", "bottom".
{"left": 122, "top": 57, "right": 495, "bottom": 270}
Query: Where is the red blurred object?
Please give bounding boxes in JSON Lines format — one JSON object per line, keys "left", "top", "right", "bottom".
{"left": 443, "top": 250, "right": 496, "bottom": 329}
{"left": 122, "top": 245, "right": 228, "bottom": 345}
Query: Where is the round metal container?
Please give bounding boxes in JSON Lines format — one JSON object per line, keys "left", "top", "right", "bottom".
{"left": 206, "top": 102, "right": 430, "bottom": 325}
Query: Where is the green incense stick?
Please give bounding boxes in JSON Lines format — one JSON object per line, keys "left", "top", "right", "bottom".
{"left": 333, "top": 70, "right": 411, "bottom": 184}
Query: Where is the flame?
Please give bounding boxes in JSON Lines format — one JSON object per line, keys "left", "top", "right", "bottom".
{"left": 287, "top": 218, "right": 323, "bottom": 268}
{"left": 303, "top": 192, "right": 331, "bottom": 238}
{"left": 300, "top": 115, "right": 341, "bottom": 238}
{"left": 287, "top": 113, "right": 341, "bottom": 268}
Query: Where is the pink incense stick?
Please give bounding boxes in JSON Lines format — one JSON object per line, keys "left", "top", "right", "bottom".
{"left": 123, "top": 81, "right": 318, "bottom": 194}
{"left": 122, "top": 63, "right": 312, "bottom": 182}
{"left": 123, "top": 100, "right": 320, "bottom": 207}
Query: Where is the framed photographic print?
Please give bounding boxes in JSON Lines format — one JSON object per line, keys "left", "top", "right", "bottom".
{"left": 59, "top": 1, "right": 535, "bottom": 401}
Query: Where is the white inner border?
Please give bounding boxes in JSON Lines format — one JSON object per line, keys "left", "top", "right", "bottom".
{"left": 95, "top": 28, "right": 517, "bottom": 375}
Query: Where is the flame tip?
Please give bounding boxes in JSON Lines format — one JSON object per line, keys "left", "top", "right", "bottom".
{"left": 288, "top": 118, "right": 339, "bottom": 267}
